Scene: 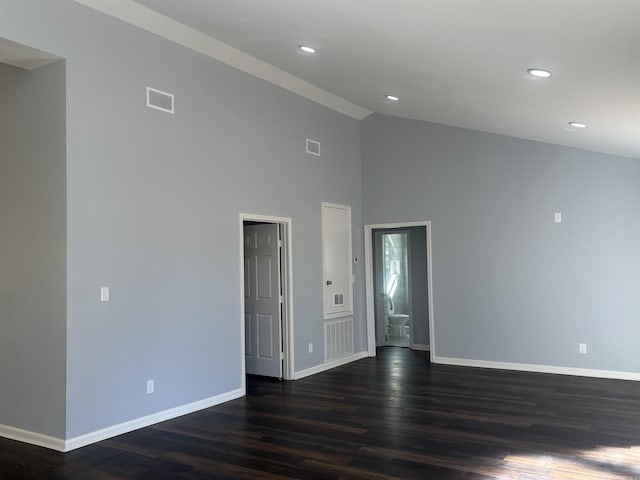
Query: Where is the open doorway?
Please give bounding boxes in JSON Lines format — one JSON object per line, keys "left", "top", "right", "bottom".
{"left": 364, "top": 222, "right": 435, "bottom": 358}
{"left": 373, "top": 230, "right": 412, "bottom": 348}
{"left": 239, "top": 214, "right": 294, "bottom": 385}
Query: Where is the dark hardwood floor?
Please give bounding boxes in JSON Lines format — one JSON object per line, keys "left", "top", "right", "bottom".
{"left": 3, "top": 347, "right": 640, "bottom": 479}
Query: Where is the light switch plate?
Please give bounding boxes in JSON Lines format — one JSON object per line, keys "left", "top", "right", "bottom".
{"left": 554, "top": 212, "right": 562, "bottom": 223}
{"left": 100, "top": 286, "right": 110, "bottom": 302}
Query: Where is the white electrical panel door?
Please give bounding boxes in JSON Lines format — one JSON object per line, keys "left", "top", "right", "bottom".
{"left": 321, "top": 203, "right": 353, "bottom": 319}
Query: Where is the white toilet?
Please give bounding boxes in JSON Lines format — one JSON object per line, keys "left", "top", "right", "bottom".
{"left": 388, "top": 314, "right": 409, "bottom": 337}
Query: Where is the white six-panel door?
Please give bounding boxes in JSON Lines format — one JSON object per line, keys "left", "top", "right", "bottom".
{"left": 244, "top": 223, "right": 282, "bottom": 378}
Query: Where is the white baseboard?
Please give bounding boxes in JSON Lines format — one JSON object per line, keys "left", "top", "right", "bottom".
{"left": 3, "top": 388, "right": 246, "bottom": 452}
{"left": 64, "top": 387, "right": 244, "bottom": 451}
{"left": 0, "top": 424, "right": 65, "bottom": 451}
{"left": 411, "top": 343, "right": 430, "bottom": 351}
{"left": 433, "top": 355, "right": 640, "bottom": 382}
{"left": 294, "top": 351, "right": 368, "bottom": 380}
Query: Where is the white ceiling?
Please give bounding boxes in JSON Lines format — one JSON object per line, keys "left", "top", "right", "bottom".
{"left": 123, "top": 2, "right": 640, "bottom": 157}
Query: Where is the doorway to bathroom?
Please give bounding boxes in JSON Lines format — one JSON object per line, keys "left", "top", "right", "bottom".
{"left": 364, "top": 222, "right": 435, "bottom": 357}
{"left": 373, "top": 230, "right": 411, "bottom": 347}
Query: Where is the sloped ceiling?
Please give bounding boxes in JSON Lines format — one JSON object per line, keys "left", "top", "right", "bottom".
{"left": 83, "top": 1, "right": 640, "bottom": 157}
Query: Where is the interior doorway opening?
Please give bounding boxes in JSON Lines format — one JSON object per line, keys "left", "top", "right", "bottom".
{"left": 239, "top": 214, "right": 294, "bottom": 387}
{"left": 374, "top": 230, "right": 412, "bottom": 347}
{"left": 364, "top": 222, "right": 435, "bottom": 358}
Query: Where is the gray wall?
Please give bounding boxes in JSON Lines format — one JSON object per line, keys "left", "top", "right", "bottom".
{"left": 0, "top": 61, "right": 67, "bottom": 438}
{"left": 1, "top": 0, "right": 363, "bottom": 439}
{"left": 408, "top": 226, "right": 429, "bottom": 346}
{"left": 363, "top": 114, "right": 640, "bottom": 372}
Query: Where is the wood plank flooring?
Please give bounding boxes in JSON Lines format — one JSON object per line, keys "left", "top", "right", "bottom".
{"left": 3, "top": 347, "right": 640, "bottom": 479}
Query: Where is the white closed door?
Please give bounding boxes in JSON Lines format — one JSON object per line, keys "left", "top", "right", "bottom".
{"left": 321, "top": 203, "right": 353, "bottom": 318}
{"left": 244, "top": 223, "right": 282, "bottom": 378}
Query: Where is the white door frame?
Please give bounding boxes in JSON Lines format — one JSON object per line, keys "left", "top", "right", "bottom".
{"left": 364, "top": 221, "right": 435, "bottom": 357}
{"left": 239, "top": 214, "right": 294, "bottom": 388}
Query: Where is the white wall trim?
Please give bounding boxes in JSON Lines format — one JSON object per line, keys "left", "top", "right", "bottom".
{"left": 364, "top": 221, "right": 435, "bottom": 357}
{"left": 0, "top": 388, "right": 243, "bottom": 452}
{"left": 411, "top": 344, "right": 430, "bottom": 352}
{"left": 294, "top": 351, "right": 368, "bottom": 380}
{"left": 64, "top": 388, "right": 243, "bottom": 452}
{"left": 433, "top": 356, "right": 640, "bottom": 382}
{"left": 239, "top": 213, "right": 295, "bottom": 381}
{"left": 0, "top": 424, "right": 65, "bottom": 452}
{"left": 72, "top": 0, "right": 371, "bottom": 120}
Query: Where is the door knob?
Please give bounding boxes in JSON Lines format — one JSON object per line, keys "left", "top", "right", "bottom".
{"left": 326, "top": 280, "right": 332, "bottom": 285}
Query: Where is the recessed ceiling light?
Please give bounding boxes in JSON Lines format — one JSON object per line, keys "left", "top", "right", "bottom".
{"left": 568, "top": 122, "right": 588, "bottom": 129}
{"left": 527, "top": 68, "right": 552, "bottom": 78}
{"left": 298, "top": 45, "right": 316, "bottom": 54}
{"left": 385, "top": 95, "right": 399, "bottom": 102}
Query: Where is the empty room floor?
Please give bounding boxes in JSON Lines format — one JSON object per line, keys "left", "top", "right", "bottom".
{"left": 3, "top": 347, "right": 640, "bottom": 479}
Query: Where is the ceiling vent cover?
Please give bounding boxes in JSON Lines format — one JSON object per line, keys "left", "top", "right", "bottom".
{"left": 306, "top": 138, "right": 321, "bottom": 156}
{"left": 146, "top": 86, "right": 174, "bottom": 114}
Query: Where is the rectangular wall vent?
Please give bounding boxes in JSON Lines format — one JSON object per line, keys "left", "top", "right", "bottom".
{"left": 325, "top": 318, "right": 354, "bottom": 362}
{"left": 333, "top": 293, "right": 344, "bottom": 306}
{"left": 306, "top": 138, "right": 321, "bottom": 156}
{"left": 146, "top": 86, "right": 174, "bottom": 114}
